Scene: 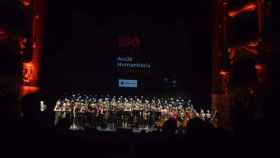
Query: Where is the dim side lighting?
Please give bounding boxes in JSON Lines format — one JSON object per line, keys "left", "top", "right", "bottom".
{"left": 21, "top": 86, "right": 39, "bottom": 97}
{"left": 24, "top": 63, "right": 33, "bottom": 68}
{"left": 242, "top": 46, "right": 258, "bottom": 55}
{"left": 0, "top": 28, "right": 8, "bottom": 40}
{"left": 32, "top": 43, "right": 37, "bottom": 48}
{"left": 0, "top": 28, "right": 6, "bottom": 35}
{"left": 243, "top": 3, "right": 257, "bottom": 12}
{"left": 23, "top": 63, "right": 33, "bottom": 84}
{"left": 20, "top": 0, "right": 31, "bottom": 7}
{"left": 228, "top": 3, "right": 257, "bottom": 18}
{"left": 19, "top": 37, "right": 28, "bottom": 49}
{"left": 0, "top": 36, "right": 8, "bottom": 40}
{"left": 219, "top": 70, "right": 228, "bottom": 76}
{"left": 248, "top": 42, "right": 258, "bottom": 47}
{"left": 228, "top": 11, "right": 238, "bottom": 18}
{"left": 255, "top": 64, "right": 263, "bottom": 70}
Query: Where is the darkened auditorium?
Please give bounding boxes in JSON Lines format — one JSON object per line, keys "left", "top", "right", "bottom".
{"left": 0, "top": 0, "right": 272, "bottom": 157}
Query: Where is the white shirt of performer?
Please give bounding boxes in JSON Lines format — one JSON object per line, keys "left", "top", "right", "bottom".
{"left": 54, "top": 104, "right": 61, "bottom": 112}
{"left": 62, "top": 103, "right": 67, "bottom": 111}
{"left": 206, "top": 110, "right": 211, "bottom": 119}
{"left": 194, "top": 111, "right": 200, "bottom": 118}
{"left": 161, "top": 108, "right": 168, "bottom": 117}
{"left": 201, "top": 113, "right": 206, "bottom": 120}
{"left": 40, "top": 101, "right": 47, "bottom": 112}
{"left": 73, "top": 105, "right": 79, "bottom": 118}
{"left": 56, "top": 100, "right": 61, "bottom": 107}
{"left": 80, "top": 106, "right": 87, "bottom": 113}
{"left": 200, "top": 110, "right": 205, "bottom": 119}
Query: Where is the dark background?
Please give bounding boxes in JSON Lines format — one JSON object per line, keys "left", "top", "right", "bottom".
{"left": 41, "top": 1, "right": 212, "bottom": 107}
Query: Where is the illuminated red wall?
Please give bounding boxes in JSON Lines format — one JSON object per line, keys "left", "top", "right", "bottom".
{"left": 21, "top": 0, "right": 45, "bottom": 97}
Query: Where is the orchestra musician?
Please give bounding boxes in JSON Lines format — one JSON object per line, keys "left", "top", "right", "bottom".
{"left": 206, "top": 110, "right": 211, "bottom": 121}
{"left": 79, "top": 104, "right": 88, "bottom": 127}
{"left": 71, "top": 102, "right": 80, "bottom": 129}
{"left": 54, "top": 101, "right": 63, "bottom": 125}
{"left": 89, "top": 103, "right": 97, "bottom": 128}
{"left": 200, "top": 109, "right": 206, "bottom": 120}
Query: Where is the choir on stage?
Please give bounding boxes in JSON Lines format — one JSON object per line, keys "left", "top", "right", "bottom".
{"left": 54, "top": 94, "right": 217, "bottom": 132}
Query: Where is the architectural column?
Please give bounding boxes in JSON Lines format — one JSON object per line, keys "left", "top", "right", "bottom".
{"left": 212, "top": 0, "right": 232, "bottom": 129}
{"left": 20, "top": 0, "right": 45, "bottom": 97}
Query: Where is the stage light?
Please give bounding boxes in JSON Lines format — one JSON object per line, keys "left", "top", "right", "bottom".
{"left": 255, "top": 64, "right": 263, "bottom": 70}
{"left": 243, "top": 3, "right": 257, "bottom": 12}
{"left": 21, "top": 86, "right": 39, "bottom": 97}
{"left": 227, "top": 47, "right": 237, "bottom": 61}
{"left": 219, "top": 70, "right": 228, "bottom": 76}
{"left": 18, "top": 36, "right": 33, "bottom": 62}
{"left": 20, "top": 0, "right": 31, "bottom": 7}
{"left": 228, "top": 2, "right": 257, "bottom": 18}
{"left": 228, "top": 11, "right": 239, "bottom": 18}
{"left": 242, "top": 46, "right": 258, "bottom": 55}
{"left": 22, "top": 62, "right": 33, "bottom": 85}
{"left": 248, "top": 41, "right": 258, "bottom": 47}
{"left": 19, "top": 37, "right": 28, "bottom": 49}
{"left": 32, "top": 42, "right": 37, "bottom": 48}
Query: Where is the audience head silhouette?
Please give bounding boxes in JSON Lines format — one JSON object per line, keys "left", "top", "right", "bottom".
{"left": 21, "top": 93, "right": 41, "bottom": 124}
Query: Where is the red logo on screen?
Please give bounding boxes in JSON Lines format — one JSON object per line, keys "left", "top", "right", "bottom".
{"left": 117, "top": 36, "right": 141, "bottom": 49}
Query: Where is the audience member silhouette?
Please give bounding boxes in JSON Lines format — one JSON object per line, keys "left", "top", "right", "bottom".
{"left": 21, "top": 93, "right": 42, "bottom": 126}
{"left": 162, "top": 118, "right": 177, "bottom": 135}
